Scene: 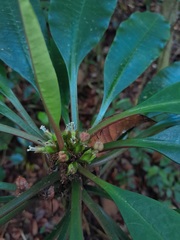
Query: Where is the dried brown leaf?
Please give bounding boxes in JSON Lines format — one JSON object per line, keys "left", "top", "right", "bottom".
{"left": 89, "top": 114, "right": 153, "bottom": 147}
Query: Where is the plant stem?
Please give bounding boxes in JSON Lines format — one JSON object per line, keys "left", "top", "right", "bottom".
{"left": 78, "top": 166, "right": 104, "bottom": 188}
{"left": 48, "top": 115, "right": 64, "bottom": 150}
{"left": 157, "top": 0, "right": 179, "bottom": 70}
{"left": 70, "top": 68, "right": 79, "bottom": 129}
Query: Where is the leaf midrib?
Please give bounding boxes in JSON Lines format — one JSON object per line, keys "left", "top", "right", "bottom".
{"left": 104, "top": 15, "right": 160, "bottom": 105}
{"left": 134, "top": 99, "right": 180, "bottom": 114}
{"left": 69, "top": 0, "right": 86, "bottom": 72}
{"left": 108, "top": 187, "right": 165, "bottom": 240}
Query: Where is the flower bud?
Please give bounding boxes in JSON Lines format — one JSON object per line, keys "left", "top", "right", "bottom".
{"left": 67, "top": 162, "right": 78, "bottom": 175}
{"left": 44, "top": 145, "right": 57, "bottom": 154}
{"left": 93, "top": 141, "right": 104, "bottom": 151}
{"left": 79, "top": 132, "right": 90, "bottom": 142}
{"left": 58, "top": 151, "right": 69, "bottom": 162}
{"left": 74, "top": 142, "right": 85, "bottom": 154}
{"left": 80, "top": 149, "right": 96, "bottom": 163}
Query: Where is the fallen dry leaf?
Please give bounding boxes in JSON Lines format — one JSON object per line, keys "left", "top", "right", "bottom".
{"left": 89, "top": 114, "right": 153, "bottom": 147}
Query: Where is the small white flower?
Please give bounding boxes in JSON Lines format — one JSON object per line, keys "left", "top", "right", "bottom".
{"left": 27, "top": 146, "right": 36, "bottom": 152}
{"left": 40, "top": 125, "right": 53, "bottom": 139}
{"left": 27, "top": 145, "right": 44, "bottom": 153}
{"left": 40, "top": 125, "right": 47, "bottom": 132}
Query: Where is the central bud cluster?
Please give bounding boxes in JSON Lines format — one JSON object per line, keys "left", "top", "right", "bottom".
{"left": 27, "top": 123, "right": 103, "bottom": 175}
{"left": 60, "top": 122, "right": 97, "bottom": 174}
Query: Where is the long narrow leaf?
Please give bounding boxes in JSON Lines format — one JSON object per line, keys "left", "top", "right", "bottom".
{"left": 45, "top": 208, "right": 70, "bottom": 240}
{"left": 90, "top": 81, "right": 180, "bottom": 135}
{"left": 49, "top": 0, "right": 117, "bottom": 127}
{"left": 0, "top": 117, "right": 13, "bottom": 150}
{"left": 94, "top": 11, "right": 170, "bottom": 125}
{"left": 70, "top": 180, "right": 83, "bottom": 240}
{"left": 0, "top": 182, "right": 17, "bottom": 191}
{"left": 0, "top": 172, "right": 59, "bottom": 222}
{"left": 91, "top": 149, "right": 124, "bottom": 167}
{"left": 0, "top": 200, "right": 32, "bottom": 226}
{"left": 49, "top": 40, "right": 70, "bottom": 124}
{"left": 0, "top": 101, "right": 42, "bottom": 137}
{"left": 0, "top": 124, "right": 44, "bottom": 145}
{"left": 0, "top": 196, "right": 15, "bottom": 203}
{"left": 0, "top": 75, "right": 44, "bottom": 138}
{"left": 82, "top": 190, "right": 130, "bottom": 240}
{"left": 137, "top": 114, "right": 180, "bottom": 138}
{"left": 79, "top": 167, "right": 180, "bottom": 240}
{"left": 18, "top": 0, "right": 63, "bottom": 149}
{"left": 104, "top": 125, "right": 180, "bottom": 164}
{"left": 86, "top": 185, "right": 111, "bottom": 200}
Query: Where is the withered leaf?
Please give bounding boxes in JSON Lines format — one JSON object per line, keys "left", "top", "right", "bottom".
{"left": 89, "top": 114, "right": 154, "bottom": 147}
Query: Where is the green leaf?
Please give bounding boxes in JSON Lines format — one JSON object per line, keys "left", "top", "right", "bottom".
{"left": 0, "top": 171, "right": 59, "bottom": 224}
{"left": 0, "top": 200, "right": 32, "bottom": 226}
{"left": 0, "top": 182, "right": 17, "bottom": 191}
{"left": 49, "top": 0, "right": 117, "bottom": 127}
{"left": 139, "top": 61, "right": 180, "bottom": 102}
{"left": 0, "top": 75, "right": 43, "bottom": 138}
{"left": 91, "top": 149, "right": 124, "bottom": 167}
{"left": 94, "top": 11, "right": 170, "bottom": 125}
{"left": 82, "top": 190, "right": 130, "bottom": 240}
{"left": 91, "top": 80, "right": 180, "bottom": 135}
{"left": 0, "top": 1, "right": 47, "bottom": 89}
{"left": 18, "top": 0, "right": 63, "bottom": 148}
{"left": 104, "top": 125, "right": 180, "bottom": 164}
{"left": 0, "top": 167, "right": 5, "bottom": 181}
{"left": 45, "top": 208, "right": 70, "bottom": 240}
{"left": 37, "top": 111, "right": 49, "bottom": 126}
{"left": 79, "top": 167, "right": 180, "bottom": 240}
{"left": 70, "top": 180, "right": 83, "bottom": 240}
{"left": 0, "top": 196, "right": 15, "bottom": 203}
{"left": 137, "top": 114, "right": 180, "bottom": 138}
{"left": 49, "top": 40, "right": 70, "bottom": 124}
{"left": 86, "top": 185, "right": 111, "bottom": 200}
{"left": 0, "top": 124, "right": 44, "bottom": 145}
{"left": 0, "top": 1, "right": 35, "bottom": 87}
{"left": 0, "top": 101, "right": 41, "bottom": 137}
{"left": 127, "top": 81, "right": 180, "bottom": 116}
{"left": 0, "top": 118, "right": 13, "bottom": 151}
{"left": 30, "top": 0, "right": 48, "bottom": 40}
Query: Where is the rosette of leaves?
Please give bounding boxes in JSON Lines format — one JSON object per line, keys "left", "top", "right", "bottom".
{"left": 0, "top": 0, "right": 180, "bottom": 239}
